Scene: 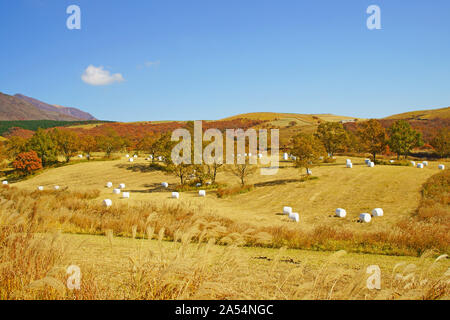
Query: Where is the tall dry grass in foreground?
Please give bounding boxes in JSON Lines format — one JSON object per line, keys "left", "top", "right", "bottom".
{"left": 0, "top": 170, "right": 448, "bottom": 300}
{"left": 0, "top": 174, "right": 448, "bottom": 256}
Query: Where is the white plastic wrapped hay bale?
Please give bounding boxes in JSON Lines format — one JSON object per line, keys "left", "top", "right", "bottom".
{"left": 106, "top": 182, "right": 113, "bottom": 188}
{"left": 359, "top": 213, "right": 371, "bottom": 223}
{"left": 37, "top": 186, "right": 44, "bottom": 191}
{"left": 103, "top": 199, "right": 112, "bottom": 207}
{"left": 291, "top": 212, "right": 299, "bottom": 222}
{"left": 417, "top": 163, "right": 424, "bottom": 169}
{"left": 368, "top": 162, "right": 375, "bottom": 167}
{"left": 335, "top": 208, "right": 347, "bottom": 218}
{"left": 206, "top": 181, "right": 212, "bottom": 185}
{"left": 306, "top": 169, "right": 312, "bottom": 175}
{"left": 172, "top": 192, "right": 179, "bottom": 199}
{"left": 198, "top": 190, "right": 206, "bottom": 197}
{"left": 372, "top": 208, "right": 383, "bottom": 217}
{"left": 129, "top": 158, "right": 134, "bottom": 163}
{"left": 126, "top": 154, "right": 130, "bottom": 158}
{"left": 422, "top": 161, "right": 428, "bottom": 166}
{"left": 389, "top": 160, "right": 395, "bottom": 163}
{"left": 283, "top": 206, "right": 292, "bottom": 215}
{"left": 122, "top": 192, "right": 130, "bottom": 199}
{"left": 2, "top": 181, "right": 8, "bottom": 185}
{"left": 283, "top": 153, "right": 288, "bottom": 160}
{"left": 113, "top": 188, "right": 121, "bottom": 195}
{"left": 133, "top": 155, "right": 138, "bottom": 158}
{"left": 411, "top": 161, "right": 416, "bottom": 167}
{"left": 119, "top": 183, "right": 126, "bottom": 189}
{"left": 54, "top": 186, "right": 60, "bottom": 190}
{"left": 196, "top": 183, "right": 202, "bottom": 187}
{"left": 346, "top": 163, "right": 353, "bottom": 168}
{"left": 78, "top": 154, "right": 83, "bottom": 158}
{"left": 438, "top": 164, "right": 445, "bottom": 170}
{"left": 365, "top": 159, "right": 371, "bottom": 164}
{"left": 346, "top": 159, "right": 352, "bottom": 164}
{"left": 158, "top": 156, "right": 163, "bottom": 161}
{"left": 161, "top": 182, "right": 169, "bottom": 188}
{"left": 257, "top": 153, "right": 263, "bottom": 159}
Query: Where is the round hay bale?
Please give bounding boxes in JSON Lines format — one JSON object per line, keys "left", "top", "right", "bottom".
{"left": 161, "top": 182, "right": 169, "bottom": 188}
{"left": 359, "top": 213, "right": 371, "bottom": 223}
{"left": 172, "top": 192, "right": 179, "bottom": 199}
{"left": 37, "top": 186, "right": 44, "bottom": 191}
{"left": 122, "top": 192, "right": 130, "bottom": 199}
{"left": 2, "top": 181, "right": 8, "bottom": 185}
{"left": 103, "top": 199, "right": 112, "bottom": 207}
{"left": 372, "top": 208, "right": 383, "bottom": 217}
{"left": 335, "top": 208, "right": 347, "bottom": 218}
{"left": 106, "top": 182, "right": 113, "bottom": 188}
{"left": 438, "top": 164, "right": 445, "bottom": 170}
{"left": 283, "top": 206, "right": 293, "bottom": 215}
{"left": 198, "top": 190, "right": 206, "bottom": 197}
{"left": 113, "top": 188, "right": 121, "bottom": 195}
{"left": 54, "top": 186, "right": 60, "bottom": 190}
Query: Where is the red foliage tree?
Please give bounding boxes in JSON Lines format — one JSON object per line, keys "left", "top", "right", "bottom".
{"left": 12, "top": 151, "right": 43, "bottom": 176}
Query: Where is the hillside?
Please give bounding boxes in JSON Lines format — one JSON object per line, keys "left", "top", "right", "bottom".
{"left": 385, "top": 106, "right": 450, "bottom": 120}
{"left": 0, "top": 92, "right": 79, "bottom": 121}
{"left": 15, "top": 94, "right": 96, "bottom": 120}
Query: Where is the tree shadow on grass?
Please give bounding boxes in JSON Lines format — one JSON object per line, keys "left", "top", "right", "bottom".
{"left": 126, "top": 183, "right": 174, "bottom": 194}
{"left": 254, "top": 178, "right": 304, "bottom": 188}
{"left": 115, "top": 163, "right": 166, "bottom": 173}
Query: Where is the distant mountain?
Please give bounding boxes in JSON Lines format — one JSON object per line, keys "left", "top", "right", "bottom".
{"left": 14, "top": 94, "right": 96, "bottom": 120}
{"left": 0, "top": 92, "right": 79, "bottom": 121}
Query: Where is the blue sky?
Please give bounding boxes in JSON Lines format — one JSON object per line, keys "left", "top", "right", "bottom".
{"left": 1, "top": 0, "right": 449, "bottom": 121}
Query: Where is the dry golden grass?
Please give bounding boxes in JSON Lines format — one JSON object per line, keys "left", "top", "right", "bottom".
{"left": 13, "top": 156, "right": 448, "bottom": 234}
{"left": 2, "top": 155, "right": 449, "bottom": 300}
{"left": 385, "top": 106, "right": 450, "bottom": 120}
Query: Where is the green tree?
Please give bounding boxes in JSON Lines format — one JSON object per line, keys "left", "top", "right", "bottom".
{"left": 290, "top": 133, "right": 326, "bottom": 175}
{"left": 27, "top": 128, "right": 58, "bottom": 166}
{"left": 315, "top": 122, "right": 348, "bottom": 157}
{"left": 431, "top": 128, "right": 450, "bottom": 158}
{"left": 388, "top": 120, "right": 423, "bottom": 159}
{"left": 5, "top": 136, "right": 28, "bottom": 159}
{"left": 357, "top": 119, "right": 388, "bottom": 162}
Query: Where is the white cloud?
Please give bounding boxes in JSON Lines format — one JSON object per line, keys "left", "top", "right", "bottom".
{"left": 144, "top": 60, "right": 160, "bottom": 68}
{"left": 81, "top": 65, "right": 124, "bottom": 86}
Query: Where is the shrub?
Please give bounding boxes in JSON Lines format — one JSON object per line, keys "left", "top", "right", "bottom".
{"left": 216, "top": 185, "right": 254, "bottom": 198}
{"left": 12, "top": 151, "right": 43, "bottom": 176}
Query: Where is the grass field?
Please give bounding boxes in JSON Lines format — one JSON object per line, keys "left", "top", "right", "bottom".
{"left": 4, "top": 154, "right": 449, "bottom": 299}
{"left": 14, "top": 155, "right": 447, "bottom": 232}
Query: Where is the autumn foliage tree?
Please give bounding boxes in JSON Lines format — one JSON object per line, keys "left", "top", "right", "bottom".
{"left": 96, "top": 129, "right": 124, "bottom": 158}
{"left": 12, "top": 151, "right": 43, "bottom": 176}
{"left": 290, "top": 133, "right": 326, "bottom": 175}
{"left": 431, "top": 128, "right": 450, "bottom": 158}
{"left": 52, "top": 129, "right": 80, "bottom": 163}
{"left": 79, "top": 134, "right": 97, "bottom": 160}
{"left": 315, "top": 121, "right": 348, "bottom": 157}
{"left": 357, "top": 119, "right": 388, "bottom": 162}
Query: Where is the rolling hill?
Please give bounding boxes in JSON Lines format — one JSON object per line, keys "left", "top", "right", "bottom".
{"left": 384, "top": 106, "right": 450, "bottom": 120}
